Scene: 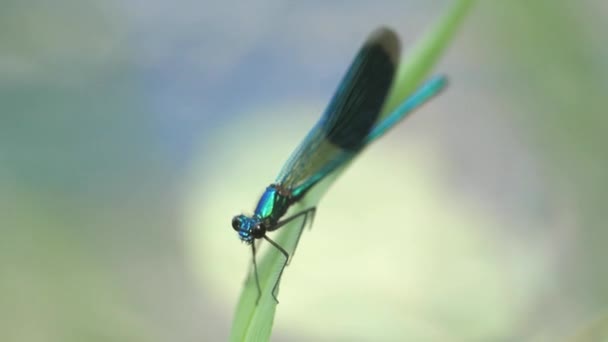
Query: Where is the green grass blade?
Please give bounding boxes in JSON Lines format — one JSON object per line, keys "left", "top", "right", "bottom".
{"left": 230, "top": 1, "right": 475, "bottom": 341}
{"left": 567, "top": 314, "right": 608, "bottom": 342}
{"left": 229, "top": 210, "right": 304, "bottom": 342}
{"left": 381, "top": 0, "right": 475, "bottom": 118}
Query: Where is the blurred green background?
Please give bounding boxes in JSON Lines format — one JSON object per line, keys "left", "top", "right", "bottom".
{"left": 1, "top": 1, "right": 607, "bottom": 341}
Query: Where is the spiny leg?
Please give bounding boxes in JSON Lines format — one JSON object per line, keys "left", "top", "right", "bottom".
{"left": 251, "top": 241, "right": 262, "bottom": 305}
{"left": 263, "top": 235, "right": 290, "bottom": 303}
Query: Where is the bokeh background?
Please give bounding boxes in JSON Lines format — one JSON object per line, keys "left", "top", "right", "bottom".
{"left": 2, "top": 0, "right": 607, "bottom": 341}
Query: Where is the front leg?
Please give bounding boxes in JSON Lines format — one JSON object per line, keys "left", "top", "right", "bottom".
{"left": 250, "top": 241, "right": 262, "bottom": 304}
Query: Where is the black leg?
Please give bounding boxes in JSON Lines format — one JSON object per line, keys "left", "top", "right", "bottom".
{"left": 244, "top": 242, "right": 255, "bottom": 283}
{"left": 251, "top": 241, "right": 262, "bottom": 305}
{"left": 262, "top": 207, "right": 316, "bottom": 303}
{"left": 267, "top": 207, "right": 316, "bottom": 232}
{"left": 263, "top": 235, "right": 290, "bottom": 303}
{"left": 286, "top": 213, "right": 307, "bottom": 266}
{"left": 307, "top": 207, "right": 316, "bottom": 230}
{"left": 288, "top": 207, "right": 316, "bottom": 264}
{"left": 266, "top": 207, "right": 317, "bottom": 264}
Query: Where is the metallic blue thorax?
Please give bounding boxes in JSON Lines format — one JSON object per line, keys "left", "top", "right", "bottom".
{"left": 254, "top": 185, "right": 291, "bottom": 224}
{"left": 234, "top": 185, "right": 294, "bottom": 243}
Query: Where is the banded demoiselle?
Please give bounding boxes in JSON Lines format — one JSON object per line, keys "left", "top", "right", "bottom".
{"left": 231, "top": 27, "right": 447, "bottom": 304}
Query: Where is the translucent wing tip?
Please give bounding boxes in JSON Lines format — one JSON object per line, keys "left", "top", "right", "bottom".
{"left": 365, "top": 27, "right": 401, "bottom": 65}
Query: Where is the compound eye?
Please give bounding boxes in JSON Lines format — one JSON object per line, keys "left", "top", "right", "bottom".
{"left": 252, "top": 223, "right": 265, "bottom": 238}
{"left": 231, "top": 216, "right": 241, "bottom": 231}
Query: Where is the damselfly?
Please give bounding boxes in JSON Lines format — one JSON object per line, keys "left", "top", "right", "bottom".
{"left": 231, "top": 27, "right": 447, "bottom": 303}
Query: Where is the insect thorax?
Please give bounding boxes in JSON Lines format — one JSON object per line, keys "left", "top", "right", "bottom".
{"left": 254, "top": 184, "right": 293, "bottom": 225}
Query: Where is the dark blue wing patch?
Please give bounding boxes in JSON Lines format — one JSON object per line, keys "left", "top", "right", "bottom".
{"left": 321, "top": 28, "right": 399, "bottom": 150}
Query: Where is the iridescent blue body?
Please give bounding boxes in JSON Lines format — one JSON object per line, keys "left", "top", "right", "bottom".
{"left": 233, "top": 185, "right": 294, "bottom": 243}
{"left": 231, "top": 27, "right": 448, "bottom": 304}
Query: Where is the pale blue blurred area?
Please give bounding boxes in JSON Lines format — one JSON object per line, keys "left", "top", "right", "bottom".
{"left": 1, "top": 0, "right": 608, "bottom": 341}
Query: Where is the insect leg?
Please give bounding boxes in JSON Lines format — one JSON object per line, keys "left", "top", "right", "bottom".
{"left": 251, "top": 241, "right": 262, "bottom": 305}
{"left": 263, "top": 235, "right": 289, "bottom": 303}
